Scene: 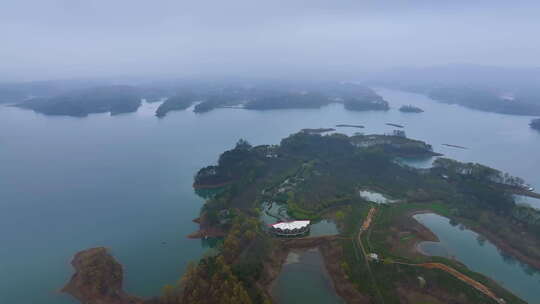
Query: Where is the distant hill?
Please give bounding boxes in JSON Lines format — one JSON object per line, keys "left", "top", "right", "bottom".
{"left": 369, "top": 64, "right": 540, "bottom": 89}
{"left": 0, "top": 79, "right": 115, "bottom": 104}
{"left": 8, "top": 79, "right": 390, "bottom": 117}
{"left": 369, "top": 64, "right": 540, "bottom": 116}
{"left": 15, "top": 85, "right": 142, "bottom": 117}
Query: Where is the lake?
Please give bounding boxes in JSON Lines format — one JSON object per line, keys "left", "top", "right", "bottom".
{"left": 1, "top": 87, "right": 540, "bottom": 303}
{"left": 414, "top": 213, "right": 540, "bottom": 303}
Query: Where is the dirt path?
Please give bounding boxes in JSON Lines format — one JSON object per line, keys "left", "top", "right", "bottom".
{"left": 361, "top": 207, "right": 504, "bottom": 304}
{"left": 361, "top": 207, "right": 377, "bottom": 232}
{"left": 391, "top": 261, "right": 504, "bottom": 304}
{"left": 357, "top": 207, "right": 385, "bottom": 303}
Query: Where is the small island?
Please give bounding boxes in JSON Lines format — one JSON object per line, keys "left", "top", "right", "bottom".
{"left": 386, "top": 123, "right": 404, "bottom": 128}
{"left": 155, "top": 93, "right": 196, "bottom": 118}
{"left": 343, "top": 96, "right": 390, "bottom": 111}
{"left": 336, "top": 124, "right": 364, "bottom": 128}
{"left": 399, "top": 104, "right": 424, "bottom": 113}
{"left": 442, "top": 143, "right": 468, "bottom": 149}
{"left": 530, "top": 118, "right": 540, "bottom": 131}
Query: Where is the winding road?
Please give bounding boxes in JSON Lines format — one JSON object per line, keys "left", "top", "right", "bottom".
{"left": 357, "top": 206, "right": 504, "bottom": 304}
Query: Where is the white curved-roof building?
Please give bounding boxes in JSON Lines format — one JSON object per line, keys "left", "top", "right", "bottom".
{"left": 271, "top": 220, "right": 310, "bottom": 230}
{"left": 269, "top": 220, "right": 310, "bottom": 236}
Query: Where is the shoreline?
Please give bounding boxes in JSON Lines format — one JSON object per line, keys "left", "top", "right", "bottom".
{"left": 466, "top": 223, "right": 540, "bottom": 270}
{"left": 410, "top": 210, "right": 540, "bottom": 270}
{"left": 192, "top": 181, "right": 232, "bottom": 189}
{"left": 62, "top": 247, "right": 144, "bottom": 304}
{"left": 261, "top": 236, "right": 370, "bottom": 304}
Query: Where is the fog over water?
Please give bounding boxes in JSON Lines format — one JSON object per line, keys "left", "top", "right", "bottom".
{"left": 1, "top": 0, "right": 540, "bottom": 81}
{"left": 2, "top": 2, "right": 540, "bottom": 304}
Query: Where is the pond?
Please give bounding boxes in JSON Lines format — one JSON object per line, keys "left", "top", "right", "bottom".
{"left": 414, "top": 213, "right": 540, "bottom": 303}
{"left": 271, "top": 248, "right": 344, "bottom": 304}
{"left": 309, "top": 219, "right": 340, "bottom": 237}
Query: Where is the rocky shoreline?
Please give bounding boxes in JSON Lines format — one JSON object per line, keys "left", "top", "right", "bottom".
{"left": 62, "top": 247, "right": 143, "bottom": 304}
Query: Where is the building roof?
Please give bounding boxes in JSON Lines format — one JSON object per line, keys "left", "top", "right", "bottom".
{"left": 271, "top": 220, "right": 310, "bottom": 230}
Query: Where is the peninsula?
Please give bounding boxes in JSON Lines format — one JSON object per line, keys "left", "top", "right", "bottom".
{"left": 65, "top": 131, "right": 540, "bottom": 304}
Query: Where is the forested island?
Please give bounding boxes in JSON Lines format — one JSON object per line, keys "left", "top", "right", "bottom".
{"left": 155, "top": 93, "right": 196, "bottom": 118}
{"left": 399, "top": 105, "right": 424, "bottom": 113}
{"left": 64, "top": 131, "right": 540, "bottom": 304}
{"left": 14, "top": 85, "right": 142, "bottom": 116}
{"left": 10, "top": 80, "right": 391, "bottom": 117}
{"left": 530, "top": 118, "right": 540, "bottom": 131}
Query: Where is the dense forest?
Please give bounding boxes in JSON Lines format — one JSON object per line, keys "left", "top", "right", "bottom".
{"left": 15, "top": 85, "right": 142, "bottom": 116}
{"left": 179, "top": 131, "right": 539, "bottom": 303}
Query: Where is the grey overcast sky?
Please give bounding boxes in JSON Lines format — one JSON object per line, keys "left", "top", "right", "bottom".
{"left": 1, "top": 0, "right": 540, "bottom": 81}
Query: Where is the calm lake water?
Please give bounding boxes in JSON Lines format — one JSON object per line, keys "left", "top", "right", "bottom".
{"left": 271, "top": 248, "right": 344, "bottom": 304}
{"left": 1, "top": 88, "right": 540, "bottom": 303}
{"left": 414, "top": 213, "right": 540, "bottom": 303}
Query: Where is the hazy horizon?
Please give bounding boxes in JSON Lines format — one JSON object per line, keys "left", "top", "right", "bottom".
{"left": 2, "top": 1, "right": 540, "bottom": 82}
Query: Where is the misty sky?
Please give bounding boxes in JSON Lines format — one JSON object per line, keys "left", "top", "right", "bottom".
{"left": 2, "top": 0, "right": 540, "bottom": 81}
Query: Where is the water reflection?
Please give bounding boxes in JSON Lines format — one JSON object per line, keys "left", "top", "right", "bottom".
{"left": 272, "top": 248, "right": 344, "bottom": 304}
{"left": 414, "top": 213, "right": 540, "bottom": 303}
